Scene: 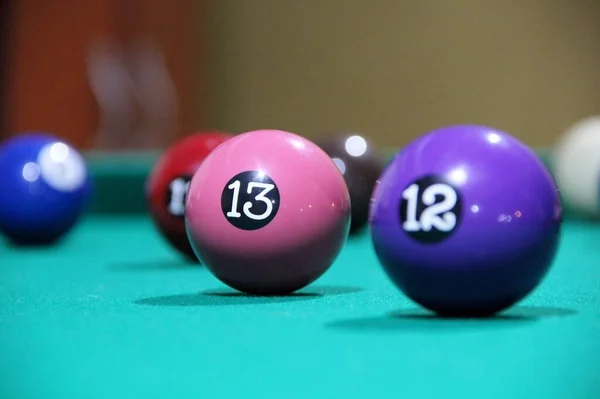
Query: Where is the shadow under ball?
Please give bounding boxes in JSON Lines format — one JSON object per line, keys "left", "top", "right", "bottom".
{"left": 316, "top": 133, "right": 385, "bottom": 234}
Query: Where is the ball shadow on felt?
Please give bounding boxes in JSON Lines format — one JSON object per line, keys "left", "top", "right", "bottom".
{"left": 134, "top": 285, "right": 362, "bottom": 307}
{"left": 325, "top": 305, "right": 577, "bottom": 333}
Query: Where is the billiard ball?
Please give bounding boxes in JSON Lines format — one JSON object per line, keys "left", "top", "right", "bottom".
{"left": 185, "top": 129, "right": 351, "bottom": 295}
{"left": 553, "top": 116, "right": 600, "bottom": 219}
{"left": 369, "top": 125, "right": 562, "bottom": 317}
{"left": 316, "top": 133, "right": 385, "bottom": 234}
{"left": 0, "top": 133, "right": 92, "bottom": 245}
{"left": 146, "top": 131, "right": 232, "bottom": 261}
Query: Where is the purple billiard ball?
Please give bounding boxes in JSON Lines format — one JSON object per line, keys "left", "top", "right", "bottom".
{"left": 369, "top": 125, "right": 562, "bottom": 317}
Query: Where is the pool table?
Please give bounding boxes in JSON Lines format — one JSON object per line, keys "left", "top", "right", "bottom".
{"left": 1, "top": 150, "right": 599, "bottom": 399}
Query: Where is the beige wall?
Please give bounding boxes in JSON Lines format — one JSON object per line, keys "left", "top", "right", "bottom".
{"left": 198, "top": 0, "right": 600, "bottom": 148}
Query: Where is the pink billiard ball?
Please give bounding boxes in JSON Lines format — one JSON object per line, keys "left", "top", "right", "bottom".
{"left": 184, "top": 129, "right": 351, "bottom": 295}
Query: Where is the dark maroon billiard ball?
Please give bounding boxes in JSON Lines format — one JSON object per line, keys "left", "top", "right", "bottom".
{"left": 146, "top": 131, "right": 232, "bottom": 261}
{"left": 316, "top": 133, "right": 385, "bottom": 234}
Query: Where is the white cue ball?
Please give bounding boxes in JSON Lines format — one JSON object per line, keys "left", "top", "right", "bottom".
{"left": 553, "top": 116, "right": 600, "bottom": 218}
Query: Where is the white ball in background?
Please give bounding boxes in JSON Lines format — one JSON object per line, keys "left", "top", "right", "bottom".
{"left": 553, "top": 116, "right": 600, "bottom": 218}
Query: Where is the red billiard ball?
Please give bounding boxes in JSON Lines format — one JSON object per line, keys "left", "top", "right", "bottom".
{"left": 146, "top": 131, "right": 232, "bottom": 261}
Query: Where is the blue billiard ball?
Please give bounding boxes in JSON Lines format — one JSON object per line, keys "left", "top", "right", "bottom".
{"left": 0, "top": 133, "right": 92, "bottom": 245}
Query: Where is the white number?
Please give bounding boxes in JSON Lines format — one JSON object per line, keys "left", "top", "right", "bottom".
{"left": 402, "top": 184, "right": 421, "bottom": 231}
{"left": 226, "top": 180, "right": 242, "bottom": 218}
{"left": 168, "top": 178, "right": 190, "bottom": 216}
{"left": 402, "top": 183, "right": 457, "bottom": 232}
{"left": 243, "top": 182, "right": 275, "bottom": 220}
{"left": 420, "top": 184, "right": 457, "bottom": 232}
{"left": 226, "top": 180, "right": 275, "bottom": 220}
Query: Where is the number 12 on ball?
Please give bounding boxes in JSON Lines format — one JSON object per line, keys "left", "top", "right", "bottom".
{"left": 399, "top": 175, "right": 463, "bottom": 243}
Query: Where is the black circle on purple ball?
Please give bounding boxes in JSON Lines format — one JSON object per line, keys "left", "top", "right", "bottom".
{"left": 398, "top": 174, "right": 463, "bottom": 244}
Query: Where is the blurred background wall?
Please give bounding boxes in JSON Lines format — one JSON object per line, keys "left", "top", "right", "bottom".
{"left": 3, "top": 0, "right": 600, "bottom": 149}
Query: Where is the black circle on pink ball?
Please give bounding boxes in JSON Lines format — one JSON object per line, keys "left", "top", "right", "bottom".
{"left": 221, "top": 170, "right": 280, "bottom": 231}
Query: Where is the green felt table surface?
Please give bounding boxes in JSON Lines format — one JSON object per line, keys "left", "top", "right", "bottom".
{"left": 1, "top": 149, "right": 600, "bottom": 398}
{"left": 1, "top": 216, "right": 600, "bottom": 399}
